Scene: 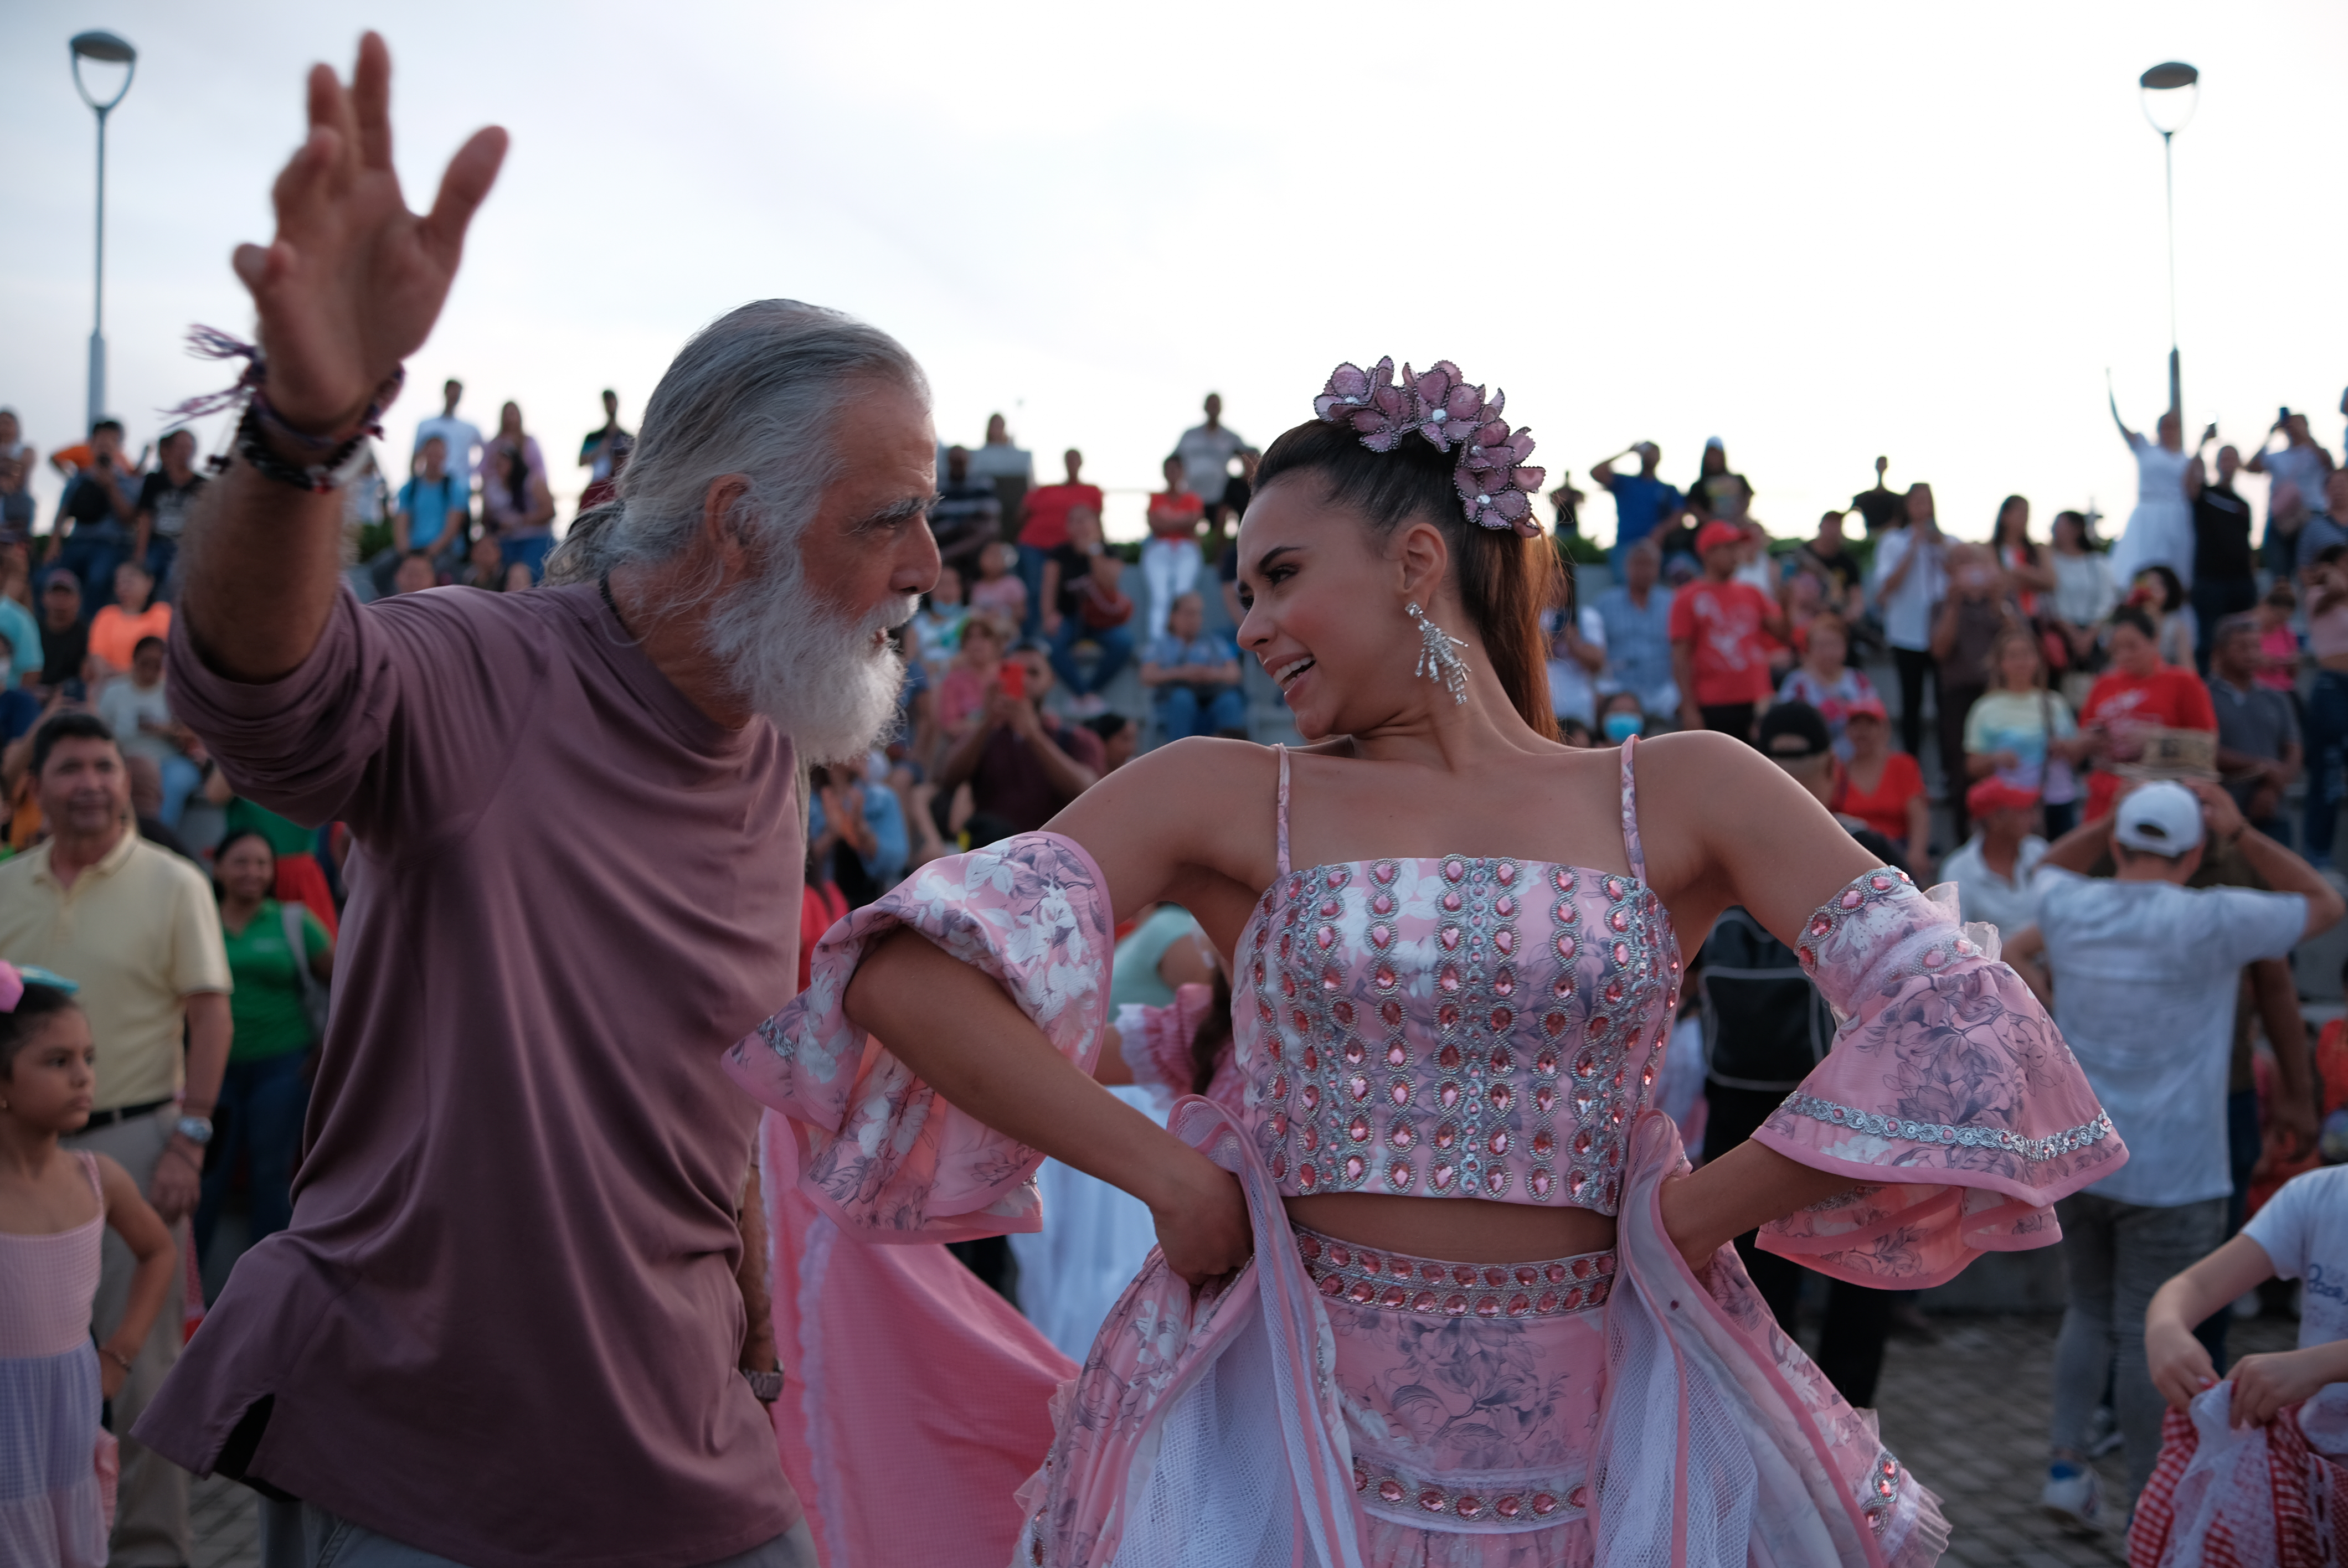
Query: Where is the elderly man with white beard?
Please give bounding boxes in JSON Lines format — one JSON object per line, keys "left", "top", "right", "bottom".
{"left": 133, "top": 36, "right": 934, "bottom": 1568}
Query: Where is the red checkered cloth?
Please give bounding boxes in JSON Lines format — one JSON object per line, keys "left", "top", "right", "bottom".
{"left": 2129, "top": 1397, "right": 2340, "bottom": 1566}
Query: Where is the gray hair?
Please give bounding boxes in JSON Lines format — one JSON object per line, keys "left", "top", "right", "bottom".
{"left": 545, "top": 299, "right": 928, "bottom": 591}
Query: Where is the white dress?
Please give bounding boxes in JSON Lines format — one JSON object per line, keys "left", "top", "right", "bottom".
{"left": 2108, "top": 436, "right": 2196, "bottom": 590}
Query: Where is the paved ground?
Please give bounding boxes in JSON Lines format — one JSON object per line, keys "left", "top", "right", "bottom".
{"left": 184, "top": 1307, "right": 2300, "bottom": 1566}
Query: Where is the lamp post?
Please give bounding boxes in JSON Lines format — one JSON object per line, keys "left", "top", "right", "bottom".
{"left": 70, "top": 30, "right": 138, "bottom": 431}
{"left": 2140, "top": 61, "right": 2198, "bottom": 422}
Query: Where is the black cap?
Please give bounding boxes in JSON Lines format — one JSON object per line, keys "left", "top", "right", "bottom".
{"left": 1757, "top": 701, "right": 1833, "bottom": 763}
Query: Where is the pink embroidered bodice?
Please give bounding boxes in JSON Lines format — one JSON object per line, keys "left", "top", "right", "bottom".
{"left": 1238, "top": 739, "right": 1680, "bottom": 1216}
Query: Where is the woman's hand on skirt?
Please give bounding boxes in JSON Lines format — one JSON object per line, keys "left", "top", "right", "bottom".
{"left": 1147, "top": 1146, "right": 1253, "bottom": 1287}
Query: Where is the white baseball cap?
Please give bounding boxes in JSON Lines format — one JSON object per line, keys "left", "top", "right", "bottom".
{"left": 2113, "top": 780, "right": 2205, "bottom": 855}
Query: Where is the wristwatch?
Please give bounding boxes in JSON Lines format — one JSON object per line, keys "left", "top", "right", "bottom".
{"left": 174, "top": 1115, "right": 214, "bottom": 1146}
{"left": 742, "top": 1369, "right": 786, "bottom": 1405}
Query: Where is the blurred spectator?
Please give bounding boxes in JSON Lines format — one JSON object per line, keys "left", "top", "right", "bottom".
{"left": 1597, "top": 689, "right": 1646, "bottom": 746}
{"left": 576, "top": 390, "right": 633, "bottom": 491}
{"left": 198, "top": 828, "right": 333, "bottom": 1259}
{"left": 928, "top": 446, "right": 1002, "bottom": 581}
{"left": 2293, "top": 542, "right": 2348, "bottom": 863}
{"left": 1669, "top": 519, "right": 1783, "bottom": 739}
{"left": 810, "top": 753, "right": 908, "bottom": 909}
{"left": 2047, "top": 509, "right": 2115, "bottom": 674}
{"left": 2077, "top": 605, "right": 2218, "bottom": 827}
{"left": 455, "top": 532, "right": 508, "bottom": 591}
{"left": 968, "top": 539, "right": 1028, "bottom": 625}
{"left": 2245, "top": 410, "right": 2334, "bottom": 571}
{"left": 1930, "top": 544, "right": 2023, "bottom": 843}
{"left": 1835, "top": 696, "right": 1929, "bottom": 871}
{"left": 53, "top": 419, "right": 139, "bottom": 610}
{"left": 391, "top": 553, "right": 438, "bottom": 596}
{"left": 1043, "top": 507, "right": 1134, "bottom": 714}
{"left": 122, "top": 754, "right": 194, "bottom": 859}
{"left": 1143, "top": 454, "right": 1206, "bottom": 642}
{"left": 1176, "top": 394, "right": 1245, "bottom": 538}
{"left": 2106, "top": 399, "right": 2195, "bottom": 590}
{"left": 1019, "top": 448, "right": 1104, "bottom": 636}
{"left": 480, "top": 405, "right": 555, "bottom": 583}
{"left": 1684, "top": 436, "right": 1749, "bottom": 522}
{"left": 967, "top": 414, "right": 1033, "bottom": 545}
{"left": 1548, "top": 471, "right": 1585, "bottom": 540}
{"left": 1990, "top": 496, "right": 2054, "bottom": 619}
{"left": 936, "top": 642, "right": 1103, "bottom": 833}
{"left": 2191, "top": 445, "right": 2257, "bottom": 671}
{"left": 1872, "top": 483, "right": 1947, "bottom": 761}
{"left": 1141, "top": 592, "right": 1246, "bottom": 740}
{"left": 2005, "top": 781, "right": 2340, "bottom": 1519}
{"left": 2207, "top": 613, "right": 2301, "bottom": 844}
{"left": 1083, "top": 711, "right": 1139, "bottom": 773}
{"left": 36, "top": 571, "right": 87, "bottom": 698}
{"left": 0, "top": 712, "right": 232, "bottom": 1567}
{"left": 1963, "top": 626, "right": 2087, "bottom": 839}
{"left": 89, "top": 561, "right": 171, "bottom": 684}
{"left": 132, "top": 428, "right": 205, "bottom": 596}
{"left": 1791, "top": 510, "right": 1864, "bottom": 621}
{"left": 411, "top": 377, "right": 482, "bottom": 484}
{"left": 1214, "top": 446, "right": 1260, "bottom": 542}
{"left": 0, "top": 408, "right": 37, "bottom": 539}
{"left": 1849, "top": 455, "right": 1903, "bottom": 535}
{"left": 2304, "top": 471, "right": 2348, "bottom": 577}
{"left": 390, "top": 435, "right": 470, "bottom": 580}
{"left": 1703, "top": 701, "right": 1905, "bottom": 1407}
{"left": 1542, "top": 572, "right": 1608, "bottom": 731}
{"left": 910, "top": 564, "right": 970, "bottom": 682}
{"left": 97, "top": 636, "right": 202, "bottom": 828}
{"left": 1775, "top": 613, "right": 1875, "bottom": 759}
{"left": 2125, "top": 563, "right": 2193, "bottom": 669}
{"left": 1559, "top": 718, "right": 1594, "bottom": 748}
{"left": 1588, "top": 442, "right": 1680, "bottom": 569}
{"left": 210, "top": 793, "right": 339, "bottom": 938}
{"left": 0, "top": 553, "right": 42, "bottom": 689}
{"left": 2253, "top": 582, "right": 2299, "bottom": 694}
{"left": 936, "top": 611, "right": 1012, "bottom": 740}
{"left": 1940, "top": 777, "right": 2046, "bottom": 935}
{"left": 1593, "top": 537, "right": 1677, "bottom": 718}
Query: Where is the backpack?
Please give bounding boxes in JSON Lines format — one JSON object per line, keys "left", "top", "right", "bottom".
{"left": 281, "top": 902, "right": 331, "bottom": 1043}
{"left": 1696, "top": 906, "right": 1834, "bottom": 1093}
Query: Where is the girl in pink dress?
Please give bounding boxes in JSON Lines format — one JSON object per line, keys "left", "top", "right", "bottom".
{"left": 0, "top": 965, "right": 177, "bottom": 1568}
{"left": 729, "top": 358, "right": 2122, "bottom": 1567}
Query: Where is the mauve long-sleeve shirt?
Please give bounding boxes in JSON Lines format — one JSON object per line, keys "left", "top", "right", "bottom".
{"left": 139, "top": 582, "right": 805, "bottom": 1567}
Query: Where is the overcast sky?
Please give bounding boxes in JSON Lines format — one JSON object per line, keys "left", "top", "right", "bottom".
{"left": 7, "top": 1, "right": 2346, "bottom": 545}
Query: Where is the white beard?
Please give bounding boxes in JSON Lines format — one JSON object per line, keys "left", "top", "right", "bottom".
{"left": 702, "top": 560, "right": 915, "bottom": 765}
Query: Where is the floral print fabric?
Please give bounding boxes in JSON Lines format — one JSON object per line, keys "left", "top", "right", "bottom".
{"left": 1753, "top": 868, "right": 2125, "bottom": 1288}
{"left": 722, "top": 832, "right": 1113, "bottom": 1241}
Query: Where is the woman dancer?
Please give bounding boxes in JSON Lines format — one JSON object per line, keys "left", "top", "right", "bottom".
{"left": 2105, "top": 386, "right": 2195, "bottom": 592}
{"left": 732, "top": 358, "right": 2120, "bottom": 1567}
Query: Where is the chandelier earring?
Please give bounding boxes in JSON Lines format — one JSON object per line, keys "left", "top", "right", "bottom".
{"left": 1406, "top": 602, "right": 1471, "bottom": 705}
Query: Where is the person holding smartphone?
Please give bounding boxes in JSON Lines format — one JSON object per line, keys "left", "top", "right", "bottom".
{"left": 935, "top": 642, "right": 1103, "bottom": 835}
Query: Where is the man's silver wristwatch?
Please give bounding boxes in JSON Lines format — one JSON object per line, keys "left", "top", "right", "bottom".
{"left": 743, "top": 1369, "right": 785, "bottom": 1405}
{"left": 174, "top": 1115, "right": 214, "bottom": 1146}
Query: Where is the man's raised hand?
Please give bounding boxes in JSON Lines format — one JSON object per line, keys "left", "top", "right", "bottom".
{"left": 231, "top": 33, "right": 506, "bottom": 437}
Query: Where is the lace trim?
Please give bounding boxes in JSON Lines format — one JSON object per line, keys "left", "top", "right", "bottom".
{"left": 1776, "top": 1095, "right": 2118, "bottom": 1165}
{"left": 1296, "top": 1227, "right": 1614, "bottom": 1318}
{"left": 1352, "top": 1457, "right": 1588, "bottom": 1531}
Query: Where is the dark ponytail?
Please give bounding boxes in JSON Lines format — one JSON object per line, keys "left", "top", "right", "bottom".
{"left": 1254, "top": 419, "right": 1561, "bottom": 739}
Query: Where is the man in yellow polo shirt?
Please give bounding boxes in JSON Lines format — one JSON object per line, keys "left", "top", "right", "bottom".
{"left": 0, "top": 711, "right": 230, "bottom": 1568}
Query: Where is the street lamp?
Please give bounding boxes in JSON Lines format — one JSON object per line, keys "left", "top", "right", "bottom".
{"left": 70, "top": 30, "right": 137, "bottom": 431}
{"left": 2140, "top": 61, "right": 2197, "bottom": 421}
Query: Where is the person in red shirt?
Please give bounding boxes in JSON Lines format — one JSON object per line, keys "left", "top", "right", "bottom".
{"left": 1669, "top": 519, "right": 1785, "bottom": 739}
{"left": 2078, "top": 604, "right": 2220, "bottom": 821}
{"left": 1016, "top": 448, "right": 1105, "bottom": 636}
{"left": 1834, "top": 695, "right": 1932, "bottom": 870}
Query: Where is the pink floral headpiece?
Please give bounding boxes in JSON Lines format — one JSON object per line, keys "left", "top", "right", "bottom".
{"left": 1312, "top": 357, "right": 1547, "bottom": 538}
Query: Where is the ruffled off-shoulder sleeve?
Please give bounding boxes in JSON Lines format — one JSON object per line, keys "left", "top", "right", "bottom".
{"left": 1751, "top": 868, "right": 2125, "bottom": 1289}
{"left": 722, "top": 832, "right": 1113, "bottom": 1242}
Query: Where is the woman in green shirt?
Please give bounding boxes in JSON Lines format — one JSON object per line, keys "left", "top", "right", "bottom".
{"left": 194, "top": 830, "right": 334, "bottom": 1260}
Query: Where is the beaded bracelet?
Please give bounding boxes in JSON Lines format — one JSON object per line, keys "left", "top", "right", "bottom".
{"left": 235, "top": 399, "right": 378, "bottom": 494}
{"left": 168, "top": 324, "right": 405, "bottom": 493}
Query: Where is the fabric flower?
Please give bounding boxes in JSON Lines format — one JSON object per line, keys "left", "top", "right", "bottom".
{"left": 1313, "top": 357, "right": 1391, "bottom": 421}
{"left": 1404, "top": 360, "right": 1487, "bottom": 451}
{"left": 1455, "top": 412, "right": 1546, "bottom": 535}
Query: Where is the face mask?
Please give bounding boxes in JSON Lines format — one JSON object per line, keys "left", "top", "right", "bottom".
{"left": 1602, "top": 712, "right": 1644, "bottom": 743}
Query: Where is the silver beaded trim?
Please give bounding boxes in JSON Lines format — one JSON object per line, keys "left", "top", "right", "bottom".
{"left": 1296, "top": 1229, "right": 1615, "bottom": 1318}
{"left": 1352, "top": 1457, "right": 1588, "bottom": 1530}
{"left": 1859, "top": 1448, "right": 1904, "bottom": 1535}
{"left": 1777, "top": 1095, "right": 2117, "bottom": 1165}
